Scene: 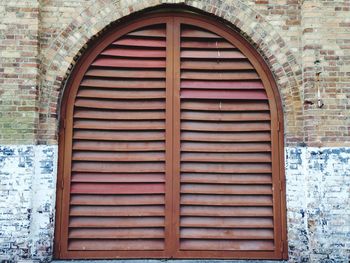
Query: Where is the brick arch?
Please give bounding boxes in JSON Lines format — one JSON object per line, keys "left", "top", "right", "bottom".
{"left": 38, "top": 0, "right": 304, "bottom": 145}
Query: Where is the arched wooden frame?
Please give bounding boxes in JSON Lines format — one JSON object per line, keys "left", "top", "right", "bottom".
{"left": 54, "top": 10, "right": 287, "bottom": 260}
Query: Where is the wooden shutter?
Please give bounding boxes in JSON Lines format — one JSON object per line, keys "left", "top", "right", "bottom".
{"left": 56, "top": 13, "right": 286, "bottom": 260}
{"left": 172, "top": 21, "right": 283, "bottom": 259}
{"left": 58, "top": 22, "right": 175, "bottom": 258}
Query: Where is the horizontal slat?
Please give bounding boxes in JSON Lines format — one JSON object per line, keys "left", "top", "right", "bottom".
{"left": 181, "top": 195, "right": 272, "bottom": 206}
{"left": 69, "top": 228, "right": 164, "bottom": 239}
{"left": 73, "top": 141, "right": 165, "bottom": 151}
{"left": 181, "top": 100, "right": 269, "bottom": 111}
{"left": 72, "top": 151, "right": 165, "bottom": 162}
{"left": 69, "top": 239, "right": 164, "bottom": 251}
{"left": 71, "top": 173, "right": 165, "bottom": 183}
{"left": 75, "top": 98, "right": 165, "bottom": 110}
{"left": 181, "top": 162, "right": 272, "bottom": 173}
{"left": 101, "top": 48, "right": 166, "bottom": 58}
{"left": 181, "top": 50, "right": 245, "bottom": 59}
{"left": 77, "top": 89, "right": 165, "bottom": 99}
{"left": 181, "top": 40, "right": 235, "bottom": 49}
{"left": 80, "top": 79, "right": 165, "bottom": 89}
{"left": 74, "top": 110, "right": 165, "bottom": 120}
{"left": 70, "top": 194, "right": 165, "bottom": 205}
{"left": 92, "top": 58, "right": 166, "bottom": 68}
{"left": 181, "top": 80, "right": 264, "bottom": 89}
{"left": 181, "top": 121, "right": 270, "bottom": 132}
{"left": 69, "top": 217, "right": 164, "bottom": 228}
{"left": 85, "top": 69, "right": 166, "bottom": 79}
{"left": 181, "top": 153, "right": 271, "bottom": 163}
{"left": 181, "top": 142, "right": 271, "bottom": 152}
{"left": 70, "top": 205, "right": 164, "bottom": 216}
{"left": 181, "top": 28, "right": 221, "bottom": 39}
{"left": 74, "top": 120, "right": 165, "bottom": 130}
{"left": 73, "top": 130, "right": 165, "bottom": 141}
{"left": 181, "top": 217, "right": 273, "bottom": 228}
{"left": 181, "top": 111, "right": 270, "bottom": 121}
{"left": 113, "top": 37, "right": 166, "bottom": 48}
{"left": 181, "top": 60, "right": 253, "bottom": 70}
{"left": 181, "top": 173, "right": 272, "bottom": 184}
{"left": 181, "top": 184, "right": 272, "bottom": 194}
{"left": 72, "top": 162, "right": 165, "bottom": 173}
{"left": 181, "top": 228, "right": 274, "bottom": 240}
{"left": 181, "top": 206, "right": 273, "bottom": 217}
{"left": 181, "top": 163, "right": 271, "bottom": 174}
{"left": 181, "top": 131, "right": 271, "bottom": 142}
{"left": 181, "top": 89, "right": 267, "bottom": 100}
{"left": 128, "top": 28, "right": 166, "bottom": 38}
{"left": 180, "top": 240, "right": 274, "bottom": 251}
{"left": 181, "top": 71, "right": 260, "bottom": 80}
{"left": 71, "top": 183, "right": 165, "bottom": 194}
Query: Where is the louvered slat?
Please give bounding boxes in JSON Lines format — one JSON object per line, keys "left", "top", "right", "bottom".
{"left": 71, "top": 173, "right": 165, "bottom": 183}
{"left": 70, "top": 205, "right": 165, "bottom": 216}
{"left": 70, "top": 194, "right": 165, "bottom": 205}
{"left": 69, "top": 240, "right": 164, "bottom": 251}
{"left": 69, "top": 217, "right": 165, "bottom": 228}
{"left": 180, "top": 217, "right": 274, "bottom": 228}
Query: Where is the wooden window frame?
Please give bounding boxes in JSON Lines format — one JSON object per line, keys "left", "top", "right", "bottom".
{"left": 54, "top": 10, "right": 288, "bottom": 260}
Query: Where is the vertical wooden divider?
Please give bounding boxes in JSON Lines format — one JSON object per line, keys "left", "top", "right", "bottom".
{"left": 172, "top": 18, "right": 181, "bottom": 255}
{"left": 165, "top": 18, "right": 174, "bottom": 256}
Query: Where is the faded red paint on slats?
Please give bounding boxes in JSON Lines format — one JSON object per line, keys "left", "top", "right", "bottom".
{"left": 181, "top": 28, "right": 221, "bottom": 38}
{"left": 102, "top": 48, "right": 166, "bottom": 58}
{"left": 128, "top": 28, "right": 166, "bottom": 38}
{"left": 113, "top": 37, "right": 166, "bottom": 47}
{"left": 181, "top": 50, "right": 245, "bottom": 59}
{"left": 71, "top": 173, "right": 165, "bottom": 183}
{"left": 180, "top": 89, "right": 268, "bottom": 100}
{"left": 181, "top": 80, "right": 264, "bottom": 89}
{"left": 181, "top": 40, "right": 235, "bottom": 49}
{"left": 92, "top": 58, "right": 166, "bottom": 68}
{"left": 71, "top": 183, "right": 165, "bottom": 194}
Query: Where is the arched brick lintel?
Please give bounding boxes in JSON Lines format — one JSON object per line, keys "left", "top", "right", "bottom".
{"left": 38, "top": 0, "right": 304, "bottom": 146}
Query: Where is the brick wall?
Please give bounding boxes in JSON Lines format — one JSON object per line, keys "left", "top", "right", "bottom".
{"left": 0, "top": 0, "right": 349, "bottom": 262}
{"left": 301, "top": 0, "right": 350, "bottom": 146}
{"left": 37, "top": 0, "right": 305, "bottom": 145}
{"left": 0, "top": 0, "right": 39, "bottom": 144}
{"left": 1, "top": 0, "right": 349, "bottom": 146}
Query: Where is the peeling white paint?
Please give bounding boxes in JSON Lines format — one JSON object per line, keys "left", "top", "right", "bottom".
{"left": 0, "top": 145, "right": 57, "bottom": 262}
{"left": 0, "top": 146, "right": 349, "bottom": 262}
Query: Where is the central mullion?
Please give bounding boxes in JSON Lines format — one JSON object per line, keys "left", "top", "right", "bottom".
{"left": 164, "top": 18, "right": 176, "bottom": 256}
{"left": 171, "top": 18, "right": 182, "bottom": 255}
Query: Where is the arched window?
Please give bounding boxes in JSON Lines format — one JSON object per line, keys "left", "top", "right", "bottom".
{"left": 55, "top": 11, "right": 287, "bottom": 260}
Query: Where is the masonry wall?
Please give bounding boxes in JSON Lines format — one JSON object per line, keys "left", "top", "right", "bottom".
{"left": 0, "top": 0, "right": 349, "bottom": 262}
{"left": 0, "top": 0, "right": 39, "bottom": 144}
